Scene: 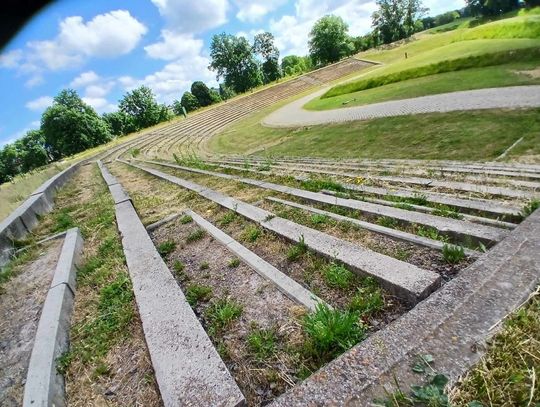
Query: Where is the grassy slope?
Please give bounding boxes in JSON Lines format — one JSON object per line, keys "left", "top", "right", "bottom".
{"left": 209, "top": 108, "right": 540, "bottom": 161}
{"left": 306, "top": 14, "right": 540, "bottom": 110}
{"left": 305, "top": 61, "right": 540, "bottom": 110}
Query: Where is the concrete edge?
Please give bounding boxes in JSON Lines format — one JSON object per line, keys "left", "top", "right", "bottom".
{"left": 23, "top": 227, "right": 84, "bottom": 407}
{"left": 185, "top": 209, "right": 324, "bottom": 311}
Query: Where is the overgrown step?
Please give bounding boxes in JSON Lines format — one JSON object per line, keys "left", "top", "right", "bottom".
{"left": 123, "top": 160, "right": 441, "bottom": 305}
{"left": 137, "top": 159, "right": 507, "bottom": 246}
{"left": 97, "top": 161, "right": 245, "bottom": 407}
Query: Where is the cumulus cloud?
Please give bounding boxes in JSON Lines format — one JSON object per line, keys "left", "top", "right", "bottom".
{"left": 25, "top": 96, "right": 53, "bottom": 112}
{"left": 145, "top": 31, "right": 205, "bottom": 61}
{"left": 70, "top": 70, "right": 100, "bottom": 87}
{"left": 234, "top": 0, "right": 288, "bottom": 23}
{"left": 151, "top": 0, "right": 228, "bottom": 33}
{"left": 0, "top": 49, "right": 23, "bottom": 68}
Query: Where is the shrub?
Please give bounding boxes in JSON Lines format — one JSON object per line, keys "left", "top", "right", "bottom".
{"left": 323, "top": 262, "right": 355, "bottom": 289}
{"left": 303, "top": 303, "right": 365, "bottom": 360}
{"left": 442, "top": 244, "right": 466, "bottom": 264}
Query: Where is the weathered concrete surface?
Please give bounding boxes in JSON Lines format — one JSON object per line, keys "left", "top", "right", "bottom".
{"left": 100, "top": 163, "right": 245, "bottom": 407}
{"left": 270, "top": 209, "right": 540, "bottom": 406}
{"left": 267, "top": 197, "right": 480, "bottom": 258}
{"left": 125, "top": 161, "right": 441, "bottom": 304}
{"left": 138, "top": 159, "right": 507, "bottom": 246}
{"left": 23, "top": 228, "right": 83, "bottom": 407}
{"left": 186, "top": 209, "right": 324, "bottom": 311}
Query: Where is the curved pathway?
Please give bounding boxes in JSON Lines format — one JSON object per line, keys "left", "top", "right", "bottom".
{"left": 262, "top": 85, "right": 540, "bottom": 127}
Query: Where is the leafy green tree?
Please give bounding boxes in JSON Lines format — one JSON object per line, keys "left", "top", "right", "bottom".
{"left": 102, "top": 111, "right": 135, "bottom": 137}
{"left": 191, "top": 81, "right": 221, "bottom": 106}
{"left": 41, "top": 89, "right": 112, "bottom": 159}
{"left": 15, "top": 129, "right": 50, "bottom": 172}
{"left": 254, "top": 32, "right": 282, "bottom": 83}
{"left": 209, "top": 33, "right": 262, "bottom": 93}
{"left": 466, "top": 0, "right": 519, "bottom": 16}
{"left": 372, "top": 0, "right": 427, "bottom": 44}
{"left": 281, "top": 55, "right": 313, "bottom": 76}
{"left": 181, "top": 91, "right": 200, "bottom": 112}
{"left": 308, "top": 15, "right": 354, "bottom": 66}
{"left": 0, "top": 144, "right": 21, "bottom": 183}
{"left": 119, "top": 86, "right": 169, "bottom": 131}
{"left": 219, "top": 84, "right": 235, "bottom": 100}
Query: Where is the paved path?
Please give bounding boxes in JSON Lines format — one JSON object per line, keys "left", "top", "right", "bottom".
{"left": 262, "top": 85, "right": 540, "bottom": 127}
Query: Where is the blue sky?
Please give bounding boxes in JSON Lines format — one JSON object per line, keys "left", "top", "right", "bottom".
{"left": 0, "top": 0, "right": 465, "bottom": 146}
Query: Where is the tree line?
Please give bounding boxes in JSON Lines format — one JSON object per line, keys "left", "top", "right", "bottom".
{"left": 3, "top": 0, "right": 537, "bottom": 183}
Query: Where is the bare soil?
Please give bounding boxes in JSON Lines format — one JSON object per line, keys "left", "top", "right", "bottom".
{"left": 0, "top": 241, "right": 61, "bottom": 406}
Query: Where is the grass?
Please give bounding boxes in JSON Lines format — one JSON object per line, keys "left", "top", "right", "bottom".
{"left": 305, "top": 60, "right": 540, "bottom": 110}
{"left": 199, "top": 261, "right": 210, "bottom": 270}
{"left": 248, "top": 328, "right": 277, "bottom": 360}
{"left": 451, "top": 288, "right": 540, "bottom": 405}
{"left": 186, "top": 228, "right": 205, "bottom": 243}
{"left": 185, "top": 283, "right": 212, "bottom": 306}
{"left": 520, "top": 199, "right": 540, "bottom": 219}
{"left": 241, "top": 225, "right": 262, "bottom": 242}
{"left": 287, "top": 235, "right": 308, "bottom": 261}
{"left": 377, "top": 216, "right": 399, "bottom": 229}
{"left": 179, "top": 214, "right": 193, "bottom": 224}
{"left": 323, "top": 262, "right": 355, "bottom": 289}
{"left": 323, "top": 46, "right": 540, "bottom": 99}
{"left": 302, "top": 303, "right": 366, "bottom": 361}
{"left": 300, "top": 177, "right": 346, "bottom": 192}
{"left": 228, "top": 258, "right": 240, "bottom": 268}
{"left": 349, "top": 278, "right": 385, "bottom": 315}
{"left": 206, "top": 298, "right": 243, "bottom": 330}
{"left": 442, "top": 244, "right": 466, "bottom": 264}
{"left": 157, "top": 240, "right": 176, "bottom": 257}
{"left": 209, "top": 108, "right": 540, "bottom": 161}
{"left": 219, "top": 211, "right": 237, "bottom": 226}
{"left": 0, "top": 247, "right": 40, "bottom": 293}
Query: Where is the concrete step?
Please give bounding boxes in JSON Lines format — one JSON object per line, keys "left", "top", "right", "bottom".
{"left": 97, "top": 161, "right": 245, "bottom": 407}
{"left": 138, "top": 159, "right": 507, "bottom": 246}
{"left": 123, "top": 160, "right": 441, "bottom": 305}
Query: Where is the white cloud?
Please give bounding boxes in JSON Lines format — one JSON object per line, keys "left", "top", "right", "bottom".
{"left": 70, "top": 70, "right": 100, "bottom": 87}
{"left": 82, "top": 97, "right": 116, "bottom": 113}
{"left": 0, "top": 49, "right": 23, "bottom": 68}
{"left": 235, "top": 28, "right": 265, "bottom": 41}
{"left": 25, "top": 74, "right": 44, "bottom": 88}
{"left": 145, "top": 31, "right": 204, "bottom": 61}
{"left": 150, "top": 0, "right": 228, "bottom": 33}
{"left": 25, "top": 96, "right": 53, "bottom": 112}
{"left": 234, "top": 0, "right": 287, "bottom": 23}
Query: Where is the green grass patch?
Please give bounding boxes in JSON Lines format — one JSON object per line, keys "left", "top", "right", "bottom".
{"left": 287, "top": 235, "right": 308, "bottom": 261}
{"left": 300, "top": 177, "right": 345, "bottom": 192}
{"left": 186, "top": 283, "right": 212, "bottom": 306}
{"left": 157, "top": 240, "right": 176, "bottom": 257}
{"left": 442, "top": 244, "right": 466, "bottom": 264}
{"left": 219, "top": 211, "right": 237, "bottom": 226}
{"left": 241, "top": 224, "right": 262, "bottom": 242}
{"left": 209, "top": 108, "right": 540, "bottom": 161}
{"left": 323, "top": 262, "right": 355, "bottom": 289}
{"left": 199, "top": 261, "right": 210, "bottom": 270}
{"left": 228, "top": 258, "right": 240, "bottom": 268}
{"left": 520, "top": 199, "right": 540, "bottom": 219}
{"left": 248, "top": 327, "right": 277, "bottom": 360}
{"left": 186, "top": 228, "right": 205, "bottom": 243}
{"left": 206, "top": 298, "right": 243, "bottom": 331}
{"left": 302, "top": 303, "right": 365, "bottom": 362}
{"left": 324, "top": 46, "right": 540, "bottom": 99}
{"left": 179, "top": 214, "right": 193, "bottom": 224}
{"left": 348, "top": 278, "right": 385, "bottom": 315}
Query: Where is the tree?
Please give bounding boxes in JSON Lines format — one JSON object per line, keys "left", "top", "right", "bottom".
{"left": 119, "top": 86, "right": 169, "bottom": 131}
{"left": 281, "top": 55, "right": 313, "bottom": 76}
{"left": 0, "top": 144, "right": 21, "bottom": 183}
{"left": 41, "top": 89, "right": 112, "bottom": 159}
{"left": 219, "top": 84, "right": 235, "bottom": 100}
{"left": 191, "top": 81, "right": 221, "bottom": 107}
{"left": 15, "top": 130, "right": 49, "bottom": 172}
{"left": 181, "top": 91, "right": 200, "bottom": 112}
{"left": 102, "top": 111, "right": 135, "bottom": 137}
{"left": 465, "top": 0, "right": 519, "bottom": 16}
{"left": 524, "top": 0, "right": 540, "bottom": 7}
{"left": 308, "top": 15, "right": 354, "bottom": 66}
{"left": 209, "top": 33, "right": 262, "bottom": 93}
{"left": 372, "top": 0, "right": 427, "bottom": 44}
{"left": 254, "top": 32, "right": 281, "bottom": 83}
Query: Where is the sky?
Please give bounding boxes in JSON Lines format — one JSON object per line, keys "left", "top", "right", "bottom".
{"left": 0, "top": 0, "right": 465, "bottom": 147}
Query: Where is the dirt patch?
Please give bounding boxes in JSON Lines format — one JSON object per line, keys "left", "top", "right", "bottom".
{"left": 515, "top": 68, "right": 540, "bottom": 79}
{"left": 0, "top": 241, "right": 62, "bottom": 406}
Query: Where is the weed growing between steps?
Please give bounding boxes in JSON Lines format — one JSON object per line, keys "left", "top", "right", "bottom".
{"left": 31, "top": 164, "right": 160, "bottom": 406}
